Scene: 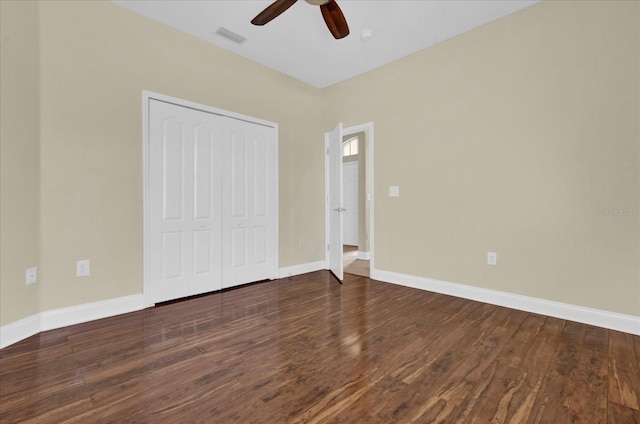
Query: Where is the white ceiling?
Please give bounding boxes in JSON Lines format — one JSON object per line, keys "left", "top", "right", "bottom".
{"left": 112, "top": 0, "right": 539, "bottom": 88}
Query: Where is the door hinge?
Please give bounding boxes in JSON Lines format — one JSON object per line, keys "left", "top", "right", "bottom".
{"left": 326, "top": 148, "right": 329, "bottom": 155}
{"left": 327, "top": 244, "right": 330, "bottom": 251}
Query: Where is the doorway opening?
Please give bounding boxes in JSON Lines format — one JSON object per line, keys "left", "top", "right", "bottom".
{"left": 343, "top": 245, "right": 369, "bottom": 277}
{"left": 342, "top": 123, "right": 373, "bottom": 277}
{"left": 341, "top": 131, "right": 370, "bottom": 278}
{"left": 324, "top": 122, "right": 374, "bottom": 282}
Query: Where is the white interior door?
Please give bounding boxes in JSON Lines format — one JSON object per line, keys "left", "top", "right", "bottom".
{"left": 327, "top": 123, "right": 344, "bottom": 281}
{"left": 222, "top": 117, "right": 277, "bottom": 288}
{"left": 342, "top": 162, "right": 358, "bottom": 246}
{"left": 149, "top": 100, "right": 223, "bottom": 303}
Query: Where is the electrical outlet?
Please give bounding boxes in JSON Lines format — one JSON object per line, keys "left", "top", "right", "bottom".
{"left": 26, "top": 266, "right": 37, "bottom": 285}
{"left": 76, "top": 260, "right": 91, "bottom": 277}
{"left": 487, "top": 252, "right": 497, "bottom": 266}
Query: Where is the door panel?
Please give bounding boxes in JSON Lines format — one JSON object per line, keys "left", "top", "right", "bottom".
{"left": 327, "top": 123, "right": 344, "bottom": 281}
{"left": 162, "top": 118, "right": 184, "bottom": 221}
{"left": 194, "top": 125, "right": 213, "bottom": 220}
{"left": 150, "top": 100, "right": 223, "bottom": 303}
{"left": 254, "top": 138, "right": 269, "bottom": 217}
{"left": 193, "top": 230, "right": 212, "bottom": 274}
{"left": 254, "top": 226, "right": 268, "bottom": 264}
{"left": 223, "top": 118, "right": 277, "bottom": 288}
{"left": 161, "top": 232, "right": 182, "bottom": 279}
{"left": 230, "top": 133, "right": 247, "bottom": 218}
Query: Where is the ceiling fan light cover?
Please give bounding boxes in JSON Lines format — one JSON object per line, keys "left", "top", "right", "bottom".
{"left": 305, "top": 0, "right": 331, "bottom": 5}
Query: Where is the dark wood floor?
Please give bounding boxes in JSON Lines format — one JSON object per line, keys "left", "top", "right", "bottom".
{"left": 1, "top": 271, "right": 639, "bottom": 423}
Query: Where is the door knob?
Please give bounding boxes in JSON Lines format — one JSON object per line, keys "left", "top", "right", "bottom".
{"left": 333, "top": 207, "right": 346, "bottom": 212}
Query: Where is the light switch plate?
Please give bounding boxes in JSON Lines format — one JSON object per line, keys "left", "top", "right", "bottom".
{"left": 389, "top": 186, "right": 400, "bottom": 197}
{"left": 487, "top": 252, "right": 497, "bottom": 266}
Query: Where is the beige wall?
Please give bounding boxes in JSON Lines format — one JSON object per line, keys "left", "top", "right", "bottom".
{"left": 0, "top": 0, "right": 41, "bottom": 324}
{"left": 324, "top": 0, "right": 640, "bottom": 316}
{"left": 1, "top": 0, "right": 638, "bottom": 328}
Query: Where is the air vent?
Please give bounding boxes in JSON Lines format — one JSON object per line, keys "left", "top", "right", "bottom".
{"left": 215, "top": 27, "right": 247, "bottom": 44}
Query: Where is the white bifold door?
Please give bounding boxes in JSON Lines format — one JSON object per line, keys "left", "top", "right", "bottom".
{"left": 149, "top": 99, "right": 277, "bottom": 304}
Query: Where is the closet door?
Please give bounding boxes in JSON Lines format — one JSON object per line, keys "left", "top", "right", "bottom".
{"left": 222, "top": 117, "right": 277, "bottom": 288}
{"left": 149, "top": 100, "right": 223, "bottom": 303}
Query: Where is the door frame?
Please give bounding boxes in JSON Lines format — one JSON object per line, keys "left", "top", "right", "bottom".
{"left": 324, "top": 122, "right": 375, "bottom": 277}
{"left": 142, "top": 90, "right": 279, "bottom": 307}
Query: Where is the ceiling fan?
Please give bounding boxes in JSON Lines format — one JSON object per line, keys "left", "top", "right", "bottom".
{"left": 251, "top": 0, "right": 350, "bottom": 39}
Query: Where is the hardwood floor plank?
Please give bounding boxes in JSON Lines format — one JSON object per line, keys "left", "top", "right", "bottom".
{"left": 0, "top": 271, "right": 637, "bottom": 423}
{"left": 524, "top": 321, "right": 587, "bottom": 423}
{"left": 584, "top": 325, "right": 609, "bottom": 352}
{"left": 399, "top": 306, "right": 515, "bottom": 421}
{"left": 433, "top": 309, "right": 530, "bottom": 422}
{"left": 0, "top": 383, "right": 93, "bottom": 424}
{"left": 0, "top": 355, "right": 89, "bottom": 401}
{"left": 610, "top": 330, "right": 640, "bottom": 372}
{"left": 609, "top": 330, "right": 640, "bottom": 410}
{"left": 469, "top": 313, "right": 546, "bottom": 422}
{"left": 0, "top": 328, "right": 70, "bottom": 360}
{"left": 0, "top": 376, "right": 85, "bottom": 416}
{"left": 19, "top": 398, "right": 95, "bottom": 424}
{"left": 608, "top": 402, "right": 640, "bottom": 424}
{"left": 485, "top": 316, "right": 565, "bottom": 423}
{"left": 564, "top": 340, "right": 609, "bottom": 423}
{"left": 472, "top": 361, "right": 521, "bottom": 423}
{"left": 496, "top": 313, "right": 547, "bottom": 368}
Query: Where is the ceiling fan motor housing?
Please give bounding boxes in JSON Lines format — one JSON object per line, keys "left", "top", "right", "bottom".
{"left": 305, "top": 0, "right": 332, "bottom": 5}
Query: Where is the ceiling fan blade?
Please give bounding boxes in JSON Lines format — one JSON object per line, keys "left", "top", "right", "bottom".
{"left": 251, "top": 0, "right": 297, "bottom": 26}
{"left": 320, "top": 1, "right": 349, "bottom": 39}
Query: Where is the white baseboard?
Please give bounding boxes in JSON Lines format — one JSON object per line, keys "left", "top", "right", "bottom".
{"left": 4, "top": 270, "right": 637, "bottom": 349}
{"left": 1, "top": 294, "right": 147, "bottom": 349}
{"left": 40, "top": 294, "right": 146, "bottom": 331}
{"left": 373, "top": 269, "right": 640, "bottom": 336}
{"left": 0, "top": 314, "right": 41, "bottom": 349}
{"left": 357, "top": 251, "right": 370, "bottom": 260}
{"left": 278, "top": 261, "right": 326, "bottom": 279}
{"left": 2, "top": 263, "right": 331, "bottom": 349}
